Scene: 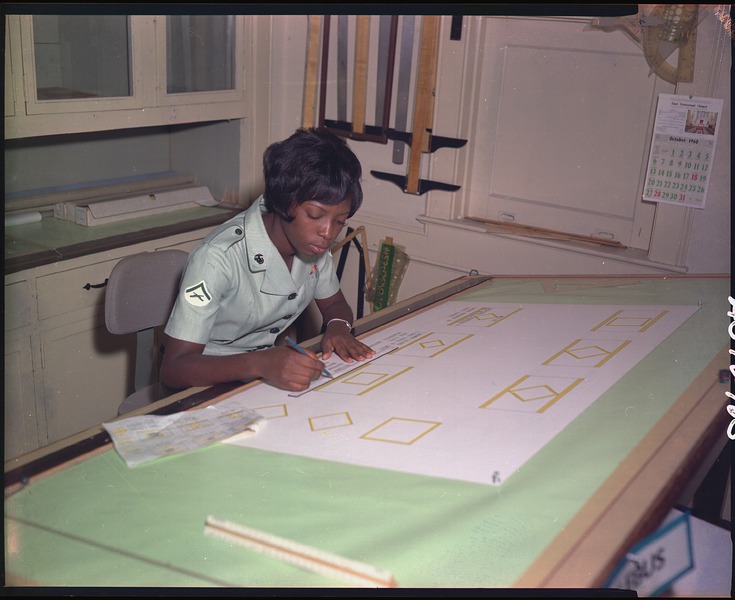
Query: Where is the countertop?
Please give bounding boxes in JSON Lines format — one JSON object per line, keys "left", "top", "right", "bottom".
{"left": 4, "top": 205, "right": 240, "bottom": 275}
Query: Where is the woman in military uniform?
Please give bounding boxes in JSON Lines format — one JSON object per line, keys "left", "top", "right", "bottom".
{"left": 161, "top": 128, "right": 375, "bottom": 392}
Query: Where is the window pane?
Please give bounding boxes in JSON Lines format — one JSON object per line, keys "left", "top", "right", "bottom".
{"left": 166, "top": 15, "right": 235, "bottom": 94}
{"left": 32, "top": 15, "right": 132, "bottom": 100}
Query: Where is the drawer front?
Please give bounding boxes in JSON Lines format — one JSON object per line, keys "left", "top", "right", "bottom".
{"left": 36, "top": 258, "right": 119, "bottom": 320}
{"left": 4, "top": 279, "right": 32, "bottom": 331}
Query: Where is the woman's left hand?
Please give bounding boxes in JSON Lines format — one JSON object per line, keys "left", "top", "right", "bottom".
{"left": 321, "top": 324, "right": 375, "bottom": 363}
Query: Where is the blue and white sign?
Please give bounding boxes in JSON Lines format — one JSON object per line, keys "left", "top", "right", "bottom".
{"left": 605, "top": 510, "right": 694, "bottom": 596}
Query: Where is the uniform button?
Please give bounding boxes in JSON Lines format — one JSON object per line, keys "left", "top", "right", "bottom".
{"left": 288, "top": 293, "right": 297, "bottom": 300}
{"left": 269, "top": 327, "right": 280, "bottom": 334}
{"left": 235, "top": 228, "right": 243, "bottom": 235}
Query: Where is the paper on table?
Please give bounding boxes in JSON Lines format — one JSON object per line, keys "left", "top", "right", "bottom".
{"left": 103, "top": 398, "right": 263, "bottom": 467}
{"left": 288, "top": 337, "right": 409, "bottom": 397}
{"left": 224, "top": 302, "right": 700, "bottom": 487}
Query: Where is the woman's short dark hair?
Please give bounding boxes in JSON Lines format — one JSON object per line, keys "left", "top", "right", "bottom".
{"left": 262, "top": 127, "right": 363, "bottom": 221}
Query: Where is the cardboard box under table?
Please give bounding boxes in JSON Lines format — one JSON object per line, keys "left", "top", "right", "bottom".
{"left": 4, "top": 275, "right": 729, "bottom": 589}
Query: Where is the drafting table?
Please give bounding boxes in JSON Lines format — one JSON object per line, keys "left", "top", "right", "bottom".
{"left": 4, "top": 275, "right": 730, "bottom": 589}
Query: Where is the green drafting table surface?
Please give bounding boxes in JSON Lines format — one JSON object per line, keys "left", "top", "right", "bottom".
{"left": 4, "top": 275, "right": 730, "bottom": 589}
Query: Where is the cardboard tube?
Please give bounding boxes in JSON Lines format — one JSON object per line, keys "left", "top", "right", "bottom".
{"left": 5, "top": 211, "right": 42, "bottom": 227}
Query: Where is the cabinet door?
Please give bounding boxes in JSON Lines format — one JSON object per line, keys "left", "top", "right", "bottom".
{"left": 5, "top": 16, "right": 16, "bottom": 118}
{"left": 4, "top": 332, "right": 42, "bottom": 458}
{"left": 20, "top": 230, "right": 212, "bottom": 446}
{"left": 6, "top": 14, "right": 250, "bottom": 138}
{"left": 19, "top": 15, "right": 154, "bottom": 115}
{"left": 36, "top": 257, "right": 118, "bottom": 321}
{"left": 39, "top": 313, "right": 136, "bottom": 444}
{"left": 156, "top": 14, "right": 245, "bottom": 107}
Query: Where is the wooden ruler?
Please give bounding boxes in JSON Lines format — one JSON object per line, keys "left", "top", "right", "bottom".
{"left": 321, "top": 15, "right": 396, "bottom": 143}
{"left": 204, "top": 516, "right": 397, "bottom": 587}
{"left": 302, "top": 15, "right": 322, "bottom": 128}
{"left": 352, "top": 15, "right": 370, "bottom": 135}
{"left": 406, "top": 15, "right": 441, "bottom": 194}
{"left": 421, "top": 17, "right": 441, "bottom": 154}
{"left": 466, "top": 215, "right": 627, "bottom": 248}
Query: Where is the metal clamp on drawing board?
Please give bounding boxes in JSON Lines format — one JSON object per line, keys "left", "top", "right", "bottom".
{"left": 366, "top": 237, "right": 410, "bottom": 312}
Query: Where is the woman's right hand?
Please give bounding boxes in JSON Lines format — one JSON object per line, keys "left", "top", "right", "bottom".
{"left": 257, "top": 346, "right": 326, "bottom": 391}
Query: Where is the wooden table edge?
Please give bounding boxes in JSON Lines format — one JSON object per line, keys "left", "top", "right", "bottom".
{"left": 515, "top": 344, "right": 730, "bottom": 588}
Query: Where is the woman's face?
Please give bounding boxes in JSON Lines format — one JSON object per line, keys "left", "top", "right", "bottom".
{"left": 283, "top": 198, "right": 351, "bottom": 257}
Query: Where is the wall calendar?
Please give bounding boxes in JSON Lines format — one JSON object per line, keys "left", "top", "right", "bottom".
{"left": 643, "top": 94, "right": 723, "bottom": 209}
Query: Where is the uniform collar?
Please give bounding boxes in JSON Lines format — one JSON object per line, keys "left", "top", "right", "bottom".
{"left": 244, "top": 196, "right": 297, "bottom": 295}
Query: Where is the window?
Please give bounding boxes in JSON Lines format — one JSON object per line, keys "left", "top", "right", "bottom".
{"left": 32, "top": 15, "right": 132, "bottom": 100}
{"left": 165, "top": 15, "right": 236, "bottom": 94}
{"left": 157, "top": 14, "right": 244, "bottom": 106}
{"left": 19, "top": 15, "right": 150, "bottom": 114}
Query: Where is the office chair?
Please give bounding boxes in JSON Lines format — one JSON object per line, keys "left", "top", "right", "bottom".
{"left": 104, "top": 249, "right": 189, "bottom": 415}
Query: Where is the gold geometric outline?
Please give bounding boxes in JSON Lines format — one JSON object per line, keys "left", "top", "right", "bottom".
{"left": 396, "top": 332, "right": 474, "bottom": 358}
{"left": 543, "top": 338, "right": 631, "bottom": 367}
{"left": 479, "top": 375, "right": 585, "bottom": 413}
{"left": 360, "top": 417, "right": 441, "bottom": 444}
{"left": 447, "top": 306, "right": 523, "bottom": 327}
{"left": 318, "top": 365, "right": 413, "bottom": 396}
{"left": 591, "top": 309, "right": 668, "bottom": 333}
{"left": 393, "top": 331, "right": 434, "bottom": 351}
{"left": 308, "top": 411, "right": 353, "bottom": 431}
{"left": 251, "top": 403, "right": 289, "bottom": 419}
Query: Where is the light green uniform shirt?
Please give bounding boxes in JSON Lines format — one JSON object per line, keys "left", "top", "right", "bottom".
{"left": 165, "top": 196, "right": 340, "bottom": 355}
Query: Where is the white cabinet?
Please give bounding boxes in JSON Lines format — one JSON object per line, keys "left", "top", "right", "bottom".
{"left": 4, "top": 331, "right": 40, "bottom": 458}
{"left": 3, "top": 227, "right": 215, "bottom": 460}
{"left": 4, "top": 14, "right": 250, "bottom": 139}
{"left": 39, "top": 313, "right": 134, "bottom": 444}
{"left": 35, "top": 256, "right": 134, "bottom": 443}
{"left": 4, "top": 276, "right": 41, "bottom": 458}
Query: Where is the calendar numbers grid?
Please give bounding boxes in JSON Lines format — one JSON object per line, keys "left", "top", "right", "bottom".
{"left": 642, "top": 94, "right": 722, "bottom": 210}
{"left": 644, "top": 134, "right": 713, "bottom": 206}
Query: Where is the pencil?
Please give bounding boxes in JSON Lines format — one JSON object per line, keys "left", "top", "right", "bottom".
{"left": 204, "top": 516, "right": 397, "bottom": 587}
{"left": 285, "top": 336, "right": 333, "bottom": 378}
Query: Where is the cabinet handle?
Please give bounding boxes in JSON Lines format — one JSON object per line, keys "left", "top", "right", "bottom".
{"left": 83, "top": 279, "right": 108, "bottom": 290}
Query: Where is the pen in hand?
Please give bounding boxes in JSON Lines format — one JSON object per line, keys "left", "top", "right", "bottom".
{"left": 286, "top": 336, "right": 333, "bottom": 378}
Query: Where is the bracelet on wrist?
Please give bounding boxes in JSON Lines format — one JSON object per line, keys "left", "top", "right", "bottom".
{"left": 326, "top": 318, "right": 352, "bottom": 331}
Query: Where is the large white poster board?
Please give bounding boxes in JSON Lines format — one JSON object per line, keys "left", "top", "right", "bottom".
{"left": 224, "top": 301, "right": 698, "bottom": 486}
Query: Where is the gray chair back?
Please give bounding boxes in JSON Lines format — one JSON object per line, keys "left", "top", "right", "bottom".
{"left": 105, "top": 249, "right": 189, "bottom": 335}
{"left": 104, "top": 249, "right": 189, "bottom": 414}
